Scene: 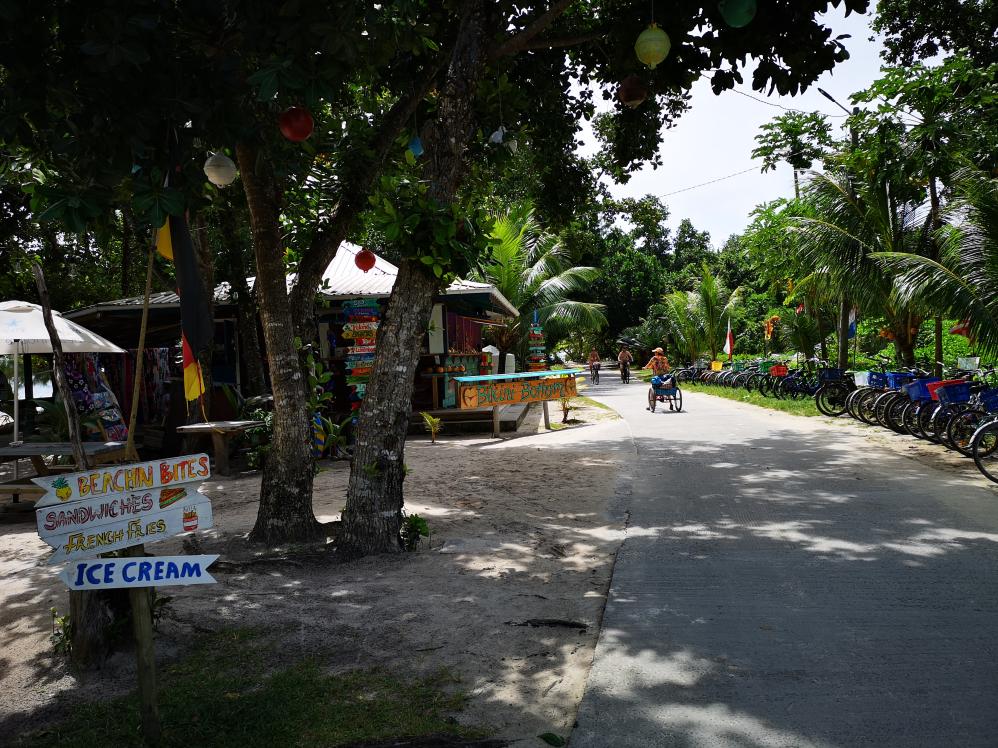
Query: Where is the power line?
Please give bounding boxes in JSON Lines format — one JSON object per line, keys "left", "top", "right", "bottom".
{"left": 729, "top": 87, "right": 850, "bottom": 117}
{"left": 657, "top": 165, "right": 760, "bottom": 197}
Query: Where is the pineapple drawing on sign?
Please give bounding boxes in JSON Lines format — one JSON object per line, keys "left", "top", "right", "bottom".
{"left": 52, "top": 477, "right": 72, "bottom": 503}
{"left": 182, "top": 507, "right": 199, "bottom": 532}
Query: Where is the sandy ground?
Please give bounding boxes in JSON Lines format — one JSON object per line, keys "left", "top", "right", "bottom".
{"left": 0, "top": 400, "right": 630, "bottom": 745}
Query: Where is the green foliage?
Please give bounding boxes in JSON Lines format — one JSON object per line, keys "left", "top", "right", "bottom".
{"left": 873, "top": 0, "right": 998, "bottom": 66}
{"left": 420, "top": 411, "right": 443, "bottom": 443}
{"left": 20, "top": 630, "right": 481, "bottom": 747}
{"left": 50, "top": 607, "right": 72, "bottom": 657}
{"left": 593, "top": 249, "right": 664, "bottom": 341}
{"left": 368, "top": 174, "right": 495, "bottom": 283}
{"left": 538, "top": 733, "right": 567, "bottom": 747}
{"left": 400, "top": 513, "right": 430, "bottom": 551}
{"left": 474, "top": 202, "right": 605, "bottom": 358}
{"left": 752, "top": 111, "right": 833, "bottom": 195}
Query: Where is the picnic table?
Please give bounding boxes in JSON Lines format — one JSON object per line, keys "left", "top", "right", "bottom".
{"left": 175, "top": 420, "right": 263, "bottom": 476}
{"left": 0, "top": 441, "right": 127, "bottom": 502}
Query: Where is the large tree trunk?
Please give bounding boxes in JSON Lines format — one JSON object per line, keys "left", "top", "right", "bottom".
{"left": 237, "top": 142, "right": 321, "bottom": 543}
{"left": 190, "top": 213, "right": 216, "bottom": 418}
{"left": 338, "top": 0, "right": 494, "bottom": 557}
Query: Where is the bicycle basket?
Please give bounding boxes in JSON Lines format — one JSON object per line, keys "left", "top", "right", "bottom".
{"left": 818, "top": 367, "right": 845, "bottom": 382}
{"left": 868, "top": 372, "right": 887, "bottom": 389}
{"left": 886, "top": 372, "right": 915, "bottom": 389}
{"left": 770, "top": 364, "right": 789, "bottom": 377}
{"left": 903, "top": 377, "right": 940, "bottom": 401}
{"left": 957, "top": 356, "right": 981, "bottom": 371}
{"left": 927, "top": 379, "right": 966, "bottom": 401}
{"left": 980, "top": 388, "right": 998, "bottom": 413}
{"left": 935, "top": 381, "right": 971, "bottom": 404}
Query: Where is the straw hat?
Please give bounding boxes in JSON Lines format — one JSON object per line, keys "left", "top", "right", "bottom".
{"left": 652, "top": 347, "right": 664, "bottom": 354}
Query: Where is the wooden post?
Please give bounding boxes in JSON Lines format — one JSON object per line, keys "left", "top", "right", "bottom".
{"left": 492, "top": 405, "right": 500, "bottom": 438}
{"left": 32, "top": 264, "right": 88, "bottom": 470}
{"left": 126, "top": 247, "right": 156, "bottom": 461}
{"left": 124, "top": 543, "right": 161, "bottom": 746}
{"left": 542, "top": 400, "right": 551, "bottom": 430}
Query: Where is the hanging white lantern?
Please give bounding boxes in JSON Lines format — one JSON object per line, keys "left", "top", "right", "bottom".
{"left": 203, "top": 152, "right": 238, "bottom": 187}
{"left": 489, "top": 125, "right": 506, "bottom": 145}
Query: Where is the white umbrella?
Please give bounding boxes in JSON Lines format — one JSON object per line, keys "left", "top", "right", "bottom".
{"left": 0, "top": 301, "right": 124, "bottom": 444}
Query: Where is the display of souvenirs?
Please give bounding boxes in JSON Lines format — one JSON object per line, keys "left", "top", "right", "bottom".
{"left": 342, "top": 298, "right": 381, "bottom": 420}
{"left": 527, "top": 323, "right": 547, "bottom": 372}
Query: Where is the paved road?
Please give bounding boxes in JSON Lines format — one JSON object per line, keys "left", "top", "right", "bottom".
{"left": 573, "top": 379, "right": 998, "bottom": 748}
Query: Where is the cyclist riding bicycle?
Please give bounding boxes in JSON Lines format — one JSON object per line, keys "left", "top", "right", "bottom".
{"left": 587, "top": 348, "right": 601, "bottom": 383}
{"left": 617, "top": 346, "right": 633, "bottom": 383}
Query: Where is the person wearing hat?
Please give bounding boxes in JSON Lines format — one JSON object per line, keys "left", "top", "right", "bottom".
{"left": 644, "top": 347, "right": 675, "bottom": 409}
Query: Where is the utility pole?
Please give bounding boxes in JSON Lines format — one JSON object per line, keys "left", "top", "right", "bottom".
{"left": 819, "top": 88, "right": 860, "bottom": 371}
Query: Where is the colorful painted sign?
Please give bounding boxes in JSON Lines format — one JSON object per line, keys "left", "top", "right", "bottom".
{"left": 36, "top": 484, "right": 203, "bottom": 543}
{"left": 458, "top": 376, "right": 577, "bottom": 409}
{"left": 59, "top": 554, "right": 219, "bottom": 591}
{"left": 45, "top": 500, "right": 214, "bottom": 565}
{"left": 33, "top": 454, "right": 211, "bottom": 507}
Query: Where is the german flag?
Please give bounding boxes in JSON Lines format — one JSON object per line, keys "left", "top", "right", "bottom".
{"left": 156, "top": 215, "right": 212, "bottom": 402}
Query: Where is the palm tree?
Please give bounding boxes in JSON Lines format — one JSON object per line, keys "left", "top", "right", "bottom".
{"left": 790, "top": 169, "right": 928, "bottom": 365}
{"left": 660, "top": 292, "right": 705, "bottom": 365}
{"left": 660, "top": 264, "right": 741, "bottom": 362}
{"left": 877, "top": 169, "right": 998, "bottom": 353}
{"left": 473, "top": 203, "right": 605, "bottom": 364}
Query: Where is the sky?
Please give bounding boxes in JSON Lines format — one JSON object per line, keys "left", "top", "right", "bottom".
{"left": 578, "top": 8, "right": 887, "bottom": 244}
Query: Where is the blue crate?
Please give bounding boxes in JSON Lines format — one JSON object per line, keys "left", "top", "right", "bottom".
{"left": 937, "top": 381, "right": 971, "bottom": 404}
{"left": 981, "top": 388, "right": 998, "bottom": 413}
{"left": 903, "top": 377, "right": 940, "bottom": 401}
{"left": 867, "top": 372, "right": 888, "bottom": 389}
{"left": 886, "top": 372, "right": 915, "bottom": 389}
{"left": 818, "top": 367, "right": 846, "bottom": 382}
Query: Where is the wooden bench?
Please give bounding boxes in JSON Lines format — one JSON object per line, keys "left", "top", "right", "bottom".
{"left": 175, "top": 420, "right": 263, "bottom": 476}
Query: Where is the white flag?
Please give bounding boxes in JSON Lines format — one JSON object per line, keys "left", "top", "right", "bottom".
{"left": 723, "top": 319, "right": 734, "bottom": 358}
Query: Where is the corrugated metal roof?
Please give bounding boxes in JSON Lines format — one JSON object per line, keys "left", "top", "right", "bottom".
{"left": 67, "top": 243, "right": 518, "bottom": 318}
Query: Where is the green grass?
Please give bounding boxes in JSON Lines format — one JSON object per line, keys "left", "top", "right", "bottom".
{"left": 687, "top": 383, "right": 820, "bottom": 417}
{"left": 633, "top": 368, "right": 819, "bottom": 417}
{"left": 18, "top": 630, "right": 483, "bottom": 748}
{"left": 576, "top": 395, "right": 613, "bottom": 411}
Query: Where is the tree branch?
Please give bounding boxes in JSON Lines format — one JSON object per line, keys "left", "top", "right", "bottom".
{"left": 289, "top": 64, "right": 441, "bottom": 331}
{"left": 489, "top": 0, "right": 576, "bottom": 60}
{"left": 510, "top": 30, "right": 606, "bottom": 54}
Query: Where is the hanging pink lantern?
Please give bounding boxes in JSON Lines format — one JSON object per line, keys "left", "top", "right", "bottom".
{"left": 279, "top": 107, "right": 314, "bottom": 142}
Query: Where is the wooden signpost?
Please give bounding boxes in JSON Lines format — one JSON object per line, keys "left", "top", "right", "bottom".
{"left": 454, "top": 370, "right": 582, "bottom": 437}
{"left": 33, "top": 455, "right": 215, "bottom": 747}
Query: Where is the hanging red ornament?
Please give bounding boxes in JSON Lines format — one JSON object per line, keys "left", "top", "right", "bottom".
{"left": 617, "top": 75, "right": 649, "bottom": 108}
{"left": 355, "top": 248, "right": 376, "bottom": 273}
{"left": 279, "top": 107, "right": 314, "bottom": 142}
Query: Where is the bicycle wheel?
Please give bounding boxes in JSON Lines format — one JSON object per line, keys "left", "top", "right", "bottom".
{"left": 816, "top": 382, "right": 851, "bottom": 417}
{"left": 901, "top": 401, "right": 922, "bottom": 437}
{"left": 931, "top": 406, "right": 956, "bottom": 448}
{"left": 873, "top": 391, "right": 901, "bottom": 428}
{"left": 845, "top": 388, "right": 864, "bottom": 420}
{"left": 948, "top": 408, "right": 988, "bottom": 457}
{"left": 673, "top": 388, "right": 683, "bottom": 412}
{"left": 647, "top": 386, "right": 656, "bottom": 412}
{"left": 885, "top": 396, "right": 910, "bottom": 434}
{"left": 972, "top": 421, "right": 998, "bottom": 484}
{"left": 592, "top": 367, "right": 599, "bottom": 385}
{"left": 856, "top": 389, "right": 880, "bottom": 424}
{"left": 918, "top": 402, "right": 942, "bottom": 442}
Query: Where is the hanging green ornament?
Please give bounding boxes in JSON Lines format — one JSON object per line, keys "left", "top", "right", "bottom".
{"left": 634, "top": 22, "right": 671, "bottom": 69}
{"left": 718, "top": 0, "right": 757, "bottom": 28}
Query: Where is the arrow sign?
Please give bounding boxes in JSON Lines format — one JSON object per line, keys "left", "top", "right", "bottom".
{"left": 33, "top": 454, "right": 211, "bottom": 508}
{"left": 36, "top": 484, "right": 204, "bottom": 544}
{"left": 45, "top": 500, "right": 214, "bottom": 565}
{"left": 59, "top": 555, "right": 219, "bottom": 591}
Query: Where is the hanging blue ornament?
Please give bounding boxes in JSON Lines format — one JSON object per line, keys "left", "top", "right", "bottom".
{"left": 718, "top": 0, "right": 757, "bottom": 28}
{"left": 407, "top": 136, "right": 424, "bottom": 157}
